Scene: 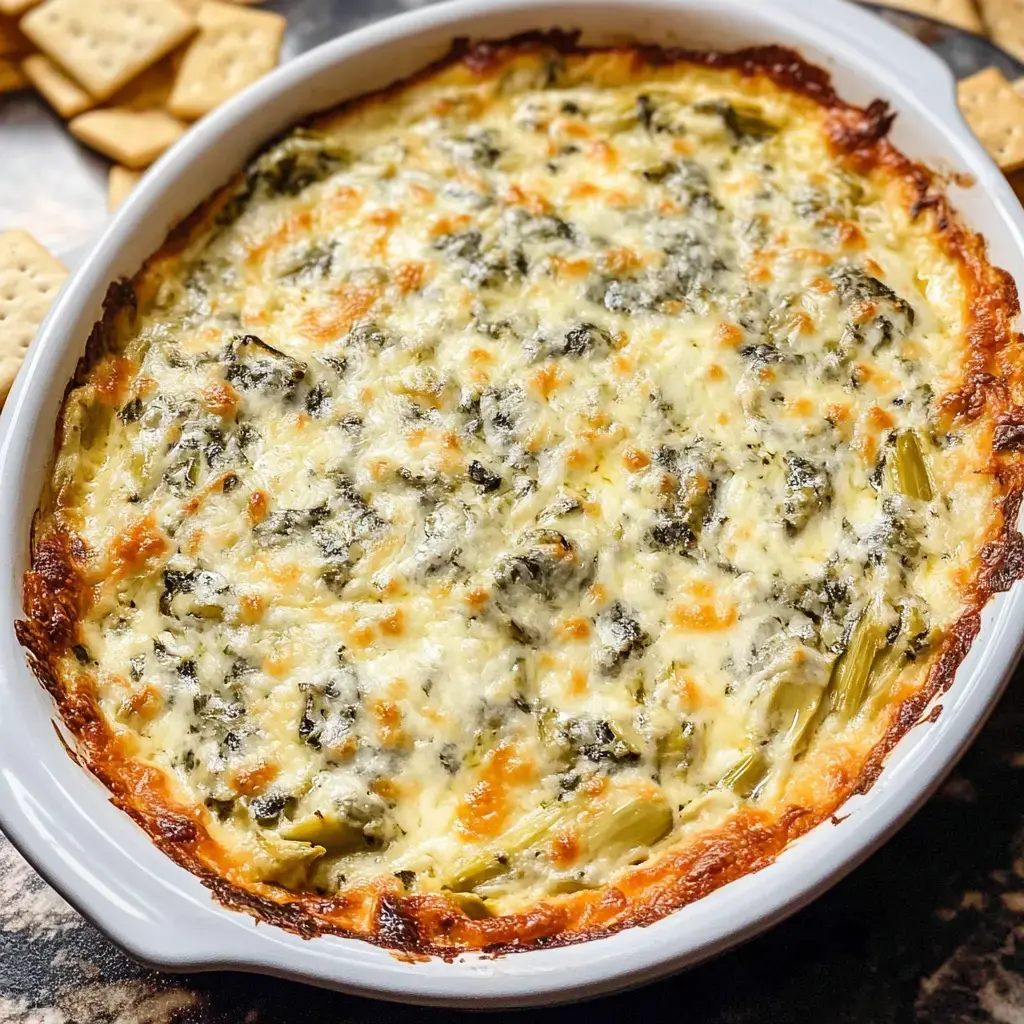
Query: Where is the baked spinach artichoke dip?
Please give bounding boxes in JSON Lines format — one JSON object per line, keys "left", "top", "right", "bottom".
{"left": 17, "top": 35, "right": 1024, "bottom": 954}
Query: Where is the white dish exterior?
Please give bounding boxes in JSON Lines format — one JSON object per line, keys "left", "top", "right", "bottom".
{"left": 1, "top": 0, "right": 1023, "bottom": 1007}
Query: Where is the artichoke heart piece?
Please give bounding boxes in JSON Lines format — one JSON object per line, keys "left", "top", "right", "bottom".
{"left": 771, "top": 680, "right": 825, "bottom": 755}
{"left": 867, "top": 604, "right": 934, "bottom": 712}
{"left": 253, "top": 830, "right": 325, "bottom": 889}
{"left": 581, "top": 786, "right": 673, "bottom": 854}
{"left": 755, "top": 637, "right": 834, "bottom": 756}
{"left": 828, "top": 603, "right": 889, "bottom": 720}
{"left": 656, "top": 718, "right": 696, "bottom": 775}
{"left": 447, "top": 891, "right": 493, "bottom": 920}
{"left": 887, "top": 431, "right": 934, "bottom": 502}
{"left": 279, "top": 812, "right": 372, "bottom": 854}
{"left": 445, "top": 801, "right": 565, "bottom": 893}
{"left": 278, "top": 774, "right": 392, "bottom": 854}
{"left": 718, "top": 750, "right": 768, "bottom": 798}
{"left": 678, "top": 788, "right": 735, "bottom": 825}
{"left": 443, "top": 783, "right": 673, "bottom": 893}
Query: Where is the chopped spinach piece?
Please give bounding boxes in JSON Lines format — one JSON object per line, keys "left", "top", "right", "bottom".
{"left": 695, "top": 100, "right": 777, "bottom": 143}
{"left": 298, "top": 668, "right": 359, "bottom": 750}
{"left": 253, "top": 504, "right": 330, "bottom": 548}
{"left": 250, "top": 791, "right": 288, "bottom": 826}
{"left": 282, "top": 243, "right": 335, "bottom": 281}
{"left": 562, "top": 322, "right": 612, "bottom": 358}
{"left": 342, "top": 321, "right": 393, "bottom": 350}
{"left": 439, "top": 743, "right": 461, "bottom": 775}
{"left": 829, "top": 266, "right": 915, "bottom": 325}
{"left": 557, "top": 715, "right": 641, "bottom": 766}
{"left": 160, "top": 568, "right": 197, "bottom": 615}
{"left": 635, "top": 93, "right": 655, "bottom": 131}
{"left": 304, "top": 383, "right": 330, "bottom": 417}
{"left": 783, "top": 456, "right": 832, "bottom": 534}
{"left": 219, "top": 129, "right": 350, "bottom": 226}
{"left": 163, "top": 451, "right": 200, "bottom": 495}
{"left": 492, "top": 531, "right": 591, "bottom": 603}
{"left": 226, "top": 335, "right": 307, "bottom": 394}
{"left": 594, "top": 602, "right": 650, "bottom": 674}
{"left": 467, "top": 460, "right": 502, "bottom": 492}
{"left": 118, "top": 397, "right": 143, "bottom": 423}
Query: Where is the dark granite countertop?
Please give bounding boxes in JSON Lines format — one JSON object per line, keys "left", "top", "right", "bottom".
{"left": 4, "top": 2, "right": 1024, "bottom": 1020}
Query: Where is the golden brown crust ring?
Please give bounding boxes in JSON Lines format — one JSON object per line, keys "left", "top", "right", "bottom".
{"left": 15, "top": 32, "right": 1024, "bottom": 957}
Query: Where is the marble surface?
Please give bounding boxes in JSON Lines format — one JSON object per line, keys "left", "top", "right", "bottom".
{"left": 4, "top": 2, "right": 1024, "bottom": 1019}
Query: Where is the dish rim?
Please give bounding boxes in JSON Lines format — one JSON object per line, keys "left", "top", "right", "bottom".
{"left": 2, "top": 0, "right": 1024, "bottom": 1006}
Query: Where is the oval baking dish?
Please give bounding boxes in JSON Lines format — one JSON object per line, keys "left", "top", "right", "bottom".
{"left": 2, "top": 0, "right": 1024, "bottom": 1008}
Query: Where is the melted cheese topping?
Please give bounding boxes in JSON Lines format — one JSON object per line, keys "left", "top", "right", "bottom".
{"left": 41, "top": 49, "right": 997, "bottom": 917}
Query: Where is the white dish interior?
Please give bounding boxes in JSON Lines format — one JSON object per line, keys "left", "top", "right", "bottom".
{"left": 1, "top": 0, "right": 1023, "bottom": 1007}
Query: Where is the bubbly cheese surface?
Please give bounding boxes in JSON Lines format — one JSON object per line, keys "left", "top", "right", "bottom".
{"left": 40, "top": 48, "right": 1000, "bottom": 919}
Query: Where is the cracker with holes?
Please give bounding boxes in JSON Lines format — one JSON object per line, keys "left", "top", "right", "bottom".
{"left": 958, "top": 67, "right": 1024, "bottom": 172}
{"left": 107, "top": 48, "right": 183, "bottom": 110}
{"left": 20, "top": 0, "right": 195, "bottom": 101}
{"left": 0, "top": 230, "right": 66, "bottom": 405}
{"left": 167, "top": 1, "right": 284, "bottom": 120}
{"left": 978, "top": 0, "right": 1024, "bottom": 63}
{"left": 21, "top": 53, "right": 93, "bottom": 117}
{"left": 69, "top": 108, "right": 186, "bottom": 167}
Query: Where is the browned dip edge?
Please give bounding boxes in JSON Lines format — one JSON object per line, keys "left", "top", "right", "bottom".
{"left": 15, "top": 32, "right": 1024, "bottom": 958}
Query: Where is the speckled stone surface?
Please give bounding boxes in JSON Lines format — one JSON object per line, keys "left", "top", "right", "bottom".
{"left": 4, "top": 2, "right": 1024, "bottom": 1019}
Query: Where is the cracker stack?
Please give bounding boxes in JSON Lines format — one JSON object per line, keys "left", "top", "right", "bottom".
{"left": 0, "top": 230, "right": 66, "bottom": 404}
{"left": 958, "top": 67, "right": 1024, "bottom": 171}
{"left": 865, "top": 1, "right": 1024, "bottom": 178}
{"left": 977, "top": 0, "right": 1024, "bottom": 62}
{"left": 3, "top": 0, "right": 286, "bottom": 209}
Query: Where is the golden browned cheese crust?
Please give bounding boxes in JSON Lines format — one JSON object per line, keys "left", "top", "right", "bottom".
{"left": 16, "top": 35, "right": 1024, "bottom": 955}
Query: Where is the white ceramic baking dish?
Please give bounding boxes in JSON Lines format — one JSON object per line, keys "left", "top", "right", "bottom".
{"left": 1, "top": 0, "right": 1023, "bottom": 1007}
